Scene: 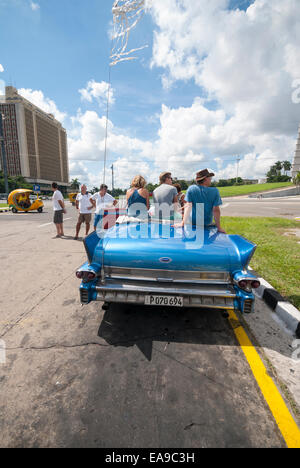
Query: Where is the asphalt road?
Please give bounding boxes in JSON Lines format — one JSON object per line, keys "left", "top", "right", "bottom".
{"left": 0, "top": 201, "right": 298, "bottom": 448}
{"left": 221, "top": 196, "right": 300, "bottom": 219}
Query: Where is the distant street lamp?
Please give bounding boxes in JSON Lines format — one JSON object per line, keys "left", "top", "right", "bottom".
{"left": 236, "top": 156, "right": 241, "bottom": 184}
{"left": 0, "top": 113, "right": 9, "bottom": 196}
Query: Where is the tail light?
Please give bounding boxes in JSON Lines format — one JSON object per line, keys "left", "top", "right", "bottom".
{"left": 251, "top": 280, "right": 260, "bottom": 289}
{"left": 238, "top": 280, "right": 248, "bottom": 289}
{"left": 76, "top": 271, "right": 96, "bottom": 282}
{"left": 86, "top": 272, "right": 96, "bottom": 281}
{"left": 238, "top": 279, "right": 260, "bottom": 290}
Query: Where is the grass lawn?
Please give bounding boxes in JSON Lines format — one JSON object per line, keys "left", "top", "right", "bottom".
{"left": 223, "top": 217, "right": 300, "bottom": 310}
{"left": 182, "top": 182, "right": 293, "bottom": 197}
{"left": 218, "top": 182, "right": 293, "bottom": 198}
{"left": 0, "top": 203, "right": 8, "bottom": 208}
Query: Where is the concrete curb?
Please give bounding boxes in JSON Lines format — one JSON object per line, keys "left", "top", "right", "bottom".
{"left": 0, "top": 207, "right": 10, "bottom": 212}
{"left": 249, "top": 267, "right": 300, "bottom": 338}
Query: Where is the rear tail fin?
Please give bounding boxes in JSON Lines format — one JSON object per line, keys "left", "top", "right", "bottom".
{"left": 228, "top": 235, "right": 257, "bottom": 269}
{"left": 84, "top": 231, "right": 100, "bottom": 264}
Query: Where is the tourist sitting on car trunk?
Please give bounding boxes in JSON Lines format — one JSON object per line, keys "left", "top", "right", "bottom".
{"left": 152, "top": 172, "right": 179, "bottom": 221}
{"left": 174, "top": 169, "right": 226, "bottom": 233}
{"left": 126, "top": 175, "right": 150, "bottom": 220}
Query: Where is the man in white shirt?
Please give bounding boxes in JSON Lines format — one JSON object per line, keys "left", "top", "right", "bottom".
{"left": 52, "top": 182, "right": 66, "bottom": 238}
{"left": 74, "top": 184, "right": 93, "bottom": 240}
{"left": 90, "top": 184, "right": 117, "bottom": 230}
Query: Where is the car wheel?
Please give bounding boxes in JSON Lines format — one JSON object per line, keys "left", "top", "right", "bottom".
{"left": 38, "top": 207, "right": 43, "bottom": 213}
{"left": 12, "top": 207, "right": 18, "bottom": 213}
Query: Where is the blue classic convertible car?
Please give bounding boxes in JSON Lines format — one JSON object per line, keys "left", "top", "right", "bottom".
{"left": 76, "top": 219, "right": 260, "bottom": 314}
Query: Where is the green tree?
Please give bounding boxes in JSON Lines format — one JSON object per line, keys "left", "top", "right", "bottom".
{"left": 70, "top": 178, "right": 80, "bottom": 190}
{"left": 274, "top": 161, "right": 283, "bottom": 176}
{"left": 146, "top": 183, "right": 159, "bottom": 193}
{"left": 217, "top": 179, "right": 230, "bottom": 187}
{"left": 0, "top": 171, "right": 33, "bottom": 192}
{"left": 283, "top": 161, "right": 292, "bottom": 175}
{"left": 266, "top": 165, "right": 277, "bottom": 182}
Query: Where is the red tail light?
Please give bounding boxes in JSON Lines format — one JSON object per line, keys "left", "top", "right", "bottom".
{"left": 76, "top": 271, "right": 96, "bottom": 282}
{"left": 86, "top": 272, "right": 96, "bottom": 281}
{"left": 251, "top": 280, "right": 260, "bottom": 289}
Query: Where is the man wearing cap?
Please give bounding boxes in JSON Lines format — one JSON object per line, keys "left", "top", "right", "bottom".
{"left": 175, "top": 169, "right": 226, "bottom": 233}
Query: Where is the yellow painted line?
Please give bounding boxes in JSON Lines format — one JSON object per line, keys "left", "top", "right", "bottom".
{"left": 228, "top": 310, "right": 300, "bottom": 448}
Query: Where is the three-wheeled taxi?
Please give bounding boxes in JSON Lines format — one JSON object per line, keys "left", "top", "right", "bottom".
{"left": 8, "top": 189, "right": 44, "bottom": 213}
{"left": 69, "top": 193, "right": 78, "bottom": 206}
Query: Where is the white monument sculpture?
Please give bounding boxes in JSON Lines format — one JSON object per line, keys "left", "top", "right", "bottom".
{"left": 292, "top": 124, "right": 300, "bottom": 178}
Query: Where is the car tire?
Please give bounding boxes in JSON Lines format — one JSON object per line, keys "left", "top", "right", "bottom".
{"left": 12, "top": 207, "right": 18, "bottom": 213}
{"left": 38, "top": 207, "right": 43, "bottom": 213}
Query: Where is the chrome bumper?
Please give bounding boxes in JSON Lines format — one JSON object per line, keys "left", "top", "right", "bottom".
{"left": 87, "top": 278, "right": 236, "bottom": 309}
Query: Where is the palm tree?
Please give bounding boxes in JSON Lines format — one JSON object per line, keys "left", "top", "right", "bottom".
{"left": 274, "top": 161, "right": 282, "bottom": 176}
{"left": 283, "top": 161, "right": 292, "bottom": 175}
{"left": 70, "top": 178, "right": 80, "bottom": 190}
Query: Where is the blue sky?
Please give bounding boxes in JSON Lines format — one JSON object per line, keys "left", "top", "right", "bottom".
{"left": 0, "top": 0, "right": 299, "bottom": 188}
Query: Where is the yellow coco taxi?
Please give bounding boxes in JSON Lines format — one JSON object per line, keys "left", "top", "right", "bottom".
{"left": 8, "top": 189, "right": 44, "bottom": 213}
{"left": 69, "top": 193, "right": 78, "bottom": 206}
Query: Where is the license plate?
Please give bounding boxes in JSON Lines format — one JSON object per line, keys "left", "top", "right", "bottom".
{"left": 145, "top": 295, "right": 183, "bottom": 307}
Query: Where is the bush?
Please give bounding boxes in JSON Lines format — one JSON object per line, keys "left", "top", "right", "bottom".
{"left": 267, "top": 175, "right": 291, "bottom": 183}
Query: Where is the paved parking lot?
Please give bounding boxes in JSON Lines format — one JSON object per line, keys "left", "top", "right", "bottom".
{"left": 0, "top": 201, "right": 299, "bottom": 447}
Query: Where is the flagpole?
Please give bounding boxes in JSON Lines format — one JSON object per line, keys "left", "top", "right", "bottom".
{"left": 103, "top": 64, "right": 112, "bottom": 185}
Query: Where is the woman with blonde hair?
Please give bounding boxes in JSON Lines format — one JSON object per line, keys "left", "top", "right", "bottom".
{"left": 126, "top": 175, "right": 150, "bottom": 220}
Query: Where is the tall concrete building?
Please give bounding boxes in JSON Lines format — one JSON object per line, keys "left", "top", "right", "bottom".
{"left": 0, "top": 86, "right": 69, "bottom": 192}
{"left": 292, "top": 124, "right": 300, "bottom": 178}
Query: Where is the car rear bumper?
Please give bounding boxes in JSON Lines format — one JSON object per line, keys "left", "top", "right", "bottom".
{"left": 80, "top": 278, "right": 238, "bottom": 310}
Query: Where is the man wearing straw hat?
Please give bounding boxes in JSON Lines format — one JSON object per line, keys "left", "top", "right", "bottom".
{"left": 175, "top": 169, "right": 226, "bottom": 233}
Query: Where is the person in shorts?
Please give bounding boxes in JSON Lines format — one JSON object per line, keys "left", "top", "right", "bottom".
{"left": 74, "top": 184, "right": 93, "bottom": 240}
{"left": 52, "top": 182, "right": 66, "bottom": 238}
{"left": 90, "top": 184, "right": 117, "bottom": 230}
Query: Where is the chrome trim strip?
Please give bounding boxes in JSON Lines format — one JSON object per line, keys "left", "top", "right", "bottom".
{"left": 104, "top": 266, "right": 230, "bottom": 284}
{"left": 95, "top": 279, "right": 236, "bottom": 297}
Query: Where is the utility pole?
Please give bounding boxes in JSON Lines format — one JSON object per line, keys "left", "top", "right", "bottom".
{"left": 236, "top": 155, "right": 241, "bottom": 184}
{"left": 0, "top": 113, "right": 9, "bottom": 197}
{"left": 111, "top": 164, "right": 114, "bottom": 192}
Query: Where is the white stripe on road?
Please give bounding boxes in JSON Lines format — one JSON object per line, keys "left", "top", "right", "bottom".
{"left": 222, "top": 203, "right": 229, "bottom": 208}
{"left": 38, "top": 222, "right": 52, "bottom": 228}
{"left": 38, "top": 218, "right": 72, "bottom": 228}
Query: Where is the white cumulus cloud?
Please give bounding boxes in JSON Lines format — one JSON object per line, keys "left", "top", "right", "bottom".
{"left": 148, "top": 0, "right": 300, "bottom": 178}
{"left": 79, "top": 80, "right": 115, "bottom": 107}
{"left": 18, "top": 88, "right": 67, "bottom": 122}
{"left": 0, "top": 64, "right": 4, "bottom": 73}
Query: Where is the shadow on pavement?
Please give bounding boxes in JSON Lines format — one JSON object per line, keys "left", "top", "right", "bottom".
{"left": 98, "top": 304, "right": 236, "bottom": 361}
